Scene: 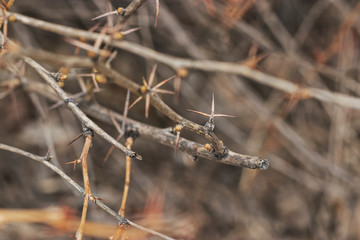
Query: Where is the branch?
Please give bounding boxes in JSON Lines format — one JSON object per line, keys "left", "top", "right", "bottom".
{"left": 76, "top": 132, "right": 93, "bottom": 240}
{"left": 118, "top": 0, "right": 148, "bottom": 23}
{"left": 0, "top": 143, "right": 175, "bottom": 240}
{"left": 6, "top": 11, "right": 360, "bottom": 111}
{"left": 23, "top": 57, "right": 142, "bottom": 160}
{"left": 84, "top": 103, "right": 269, "bottom": 169}
{"left": 21, "top": 79, "right": 268, "bottom": 169}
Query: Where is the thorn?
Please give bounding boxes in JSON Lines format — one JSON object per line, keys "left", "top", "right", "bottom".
{"left": 89, "top": 194, "right": 105, "bottom": 203}
{"left": 128, "top": 96, "right": 143, "bottom": 110}
{"left": 145, "top": 93, "right": 150, "bottom": 118}
{"left": 211, "top": 93, "right": 215, "bottom": 120}
{"left": 44, "top": 148, "right": 53, "bottom": 161}
{"left": 148, "top": 65, "right": 157, "bottom": 87}
{"left": 66, "top": 154, "right": 81, "bottom": 171}
{"left": 155, "top": 0, "right": 160, "bottom": 27}
{"left": 174, "top": 132, "right": 180, "bottom": 157}
{"left": 122, "top": 90, "right": 131, "bottom": 134}
{"left": 92, "top": 11, "right": 116, "bottom": 21}
{"left": 152, "top": 75, "right": 176, "bottom": 90}
{"left": 172, "top": 123, "right": 183, "bottom": 157}
{"left": 67, "top": 133, "right": 83, "bottom": 145}
{"left": 129, "top": 65, "right": 174, "bottom": 118}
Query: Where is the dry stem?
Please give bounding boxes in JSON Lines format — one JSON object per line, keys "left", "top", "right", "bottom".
{"left": 76, "top": 134, "right": 93, "bottom": 240}
{"left": 120, "top": 137, "right": 134, "bottom": 217}
{"left": 23, "top": 57, "right": 142, "bottom": 160}
{"left": 112, "top": 137, "right": 134, "bottom": 240}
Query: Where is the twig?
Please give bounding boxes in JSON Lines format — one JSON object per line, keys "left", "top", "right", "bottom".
{"left": 76, "top": 129, "right": 93, "bottom": 240}
{"left": 0, "top": 143, "right": 175, "bottom": 240}
{"left": 23, "top": 57, "right": 142, "bottom": 160}
{"left": 120, "top": 136, "right": 135, "bottom": 217}
{"left": 112, "top": 135, "right": 136, "bottom": 240}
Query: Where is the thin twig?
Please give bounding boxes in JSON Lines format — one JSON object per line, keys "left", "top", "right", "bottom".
{"left": 120, "top": 137, "right": 134, "bottom": 217}
{"left": 112, "top": 136, "right": 135, "bottom": 240}
{"left": 76, "top": 133, "right": 93, "bottom": 240}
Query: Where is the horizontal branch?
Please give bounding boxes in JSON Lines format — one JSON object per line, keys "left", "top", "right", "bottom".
{"left": 23, "top": 57, "right": 142, "bottom": 160}
{"left": 0, "top": 143, "right": 174, "bottom": 240}
{"left": 10, "top": 49, "right": 227, "bottom": 156}
{"left": 84, "top": 103, "right": 269, "bottom": 169}
{"left": 21, "top": 80, "right": 268, "bottom": 169}
{"left": 7, "top": 11, "right": 360, "bottom": 111}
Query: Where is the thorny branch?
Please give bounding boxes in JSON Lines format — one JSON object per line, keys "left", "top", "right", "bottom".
{"left": 84, "top": 103, "right": 269, "bottom": 169}
{"left": 75, "top": 128, "right": 94, "bottom": 240}
{"left": 23, "top": 57, "right": 142, "bottom": 160}
{"left": 0, "top": 143, "right": 175, "bottom": 240}
{"left": 20, "top": 79, "right": 268, "bottom": 169}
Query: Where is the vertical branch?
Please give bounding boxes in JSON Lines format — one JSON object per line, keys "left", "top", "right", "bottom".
{"left": 76, "top": 131, "right": 93, "bottom": 240}
{"left": 120, "top": 136, "right": 134, "bottom": 217}
{"left": 112, "top": 134, "right": 136, "bottom": 240}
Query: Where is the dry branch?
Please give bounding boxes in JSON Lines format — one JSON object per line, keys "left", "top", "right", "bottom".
{"left": 75, "top": 132, "right": 93, "bottom": 240}
{"left": 84, "top": 103, "right": 269, "bottom": 169}
{"left": 5, "top": 11, "right": 360, "bottom": 111}
{"left": 20, "top": 78, "right": 268, "bottom": 169}
{"left": 118, "top": 0, "right": 148, "bottom": 23}
{"left": 23, "top": 57, "right": 142, "bottom": 160}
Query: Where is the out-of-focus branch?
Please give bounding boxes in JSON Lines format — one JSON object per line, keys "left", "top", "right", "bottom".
{"left": 118, "top": 0, "right": 148, "bottom": 23}
{"left": 0, "top": 143, "right": 175, "bottom": 240}
{"left": 23, "top": 57, "right": 142, "bottom": 160}
{"left": 5, "top": 12, "right": 360, "bottom": 111}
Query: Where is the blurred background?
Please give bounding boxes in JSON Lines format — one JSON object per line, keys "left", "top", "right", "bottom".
{"left": 1, "top": 0, "right": 360, "bottom": 239}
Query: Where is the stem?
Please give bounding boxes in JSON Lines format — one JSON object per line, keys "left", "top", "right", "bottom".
{"left": 120, "top": 137, "right": 134, "bottom": 217}
{"left": 76, "top": 135, "right": 93, "bottom": 240}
